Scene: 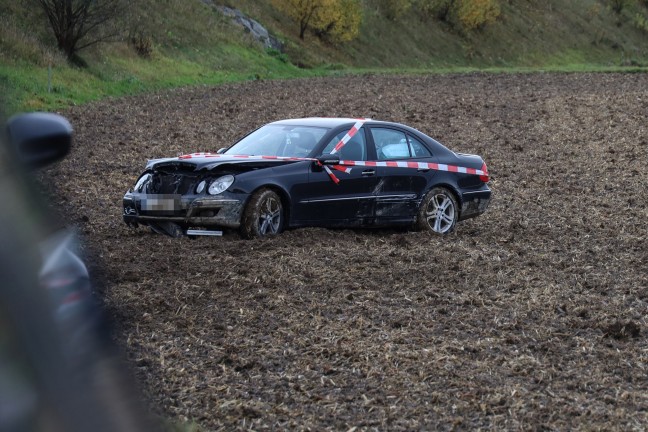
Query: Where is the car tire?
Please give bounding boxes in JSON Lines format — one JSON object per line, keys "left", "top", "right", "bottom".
{"left": 415, "top": 187, "right": 459, "bottom": 235}
{"left": 240, "top": 189, "right": 284, "bottom": 239}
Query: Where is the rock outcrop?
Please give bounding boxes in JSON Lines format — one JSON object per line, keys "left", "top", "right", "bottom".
{"left": 204, "top": 3, "right": 283, "bottom": 52}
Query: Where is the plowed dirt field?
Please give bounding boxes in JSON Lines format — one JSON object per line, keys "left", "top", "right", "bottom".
{"left": 48, "top": 73, "right": 648, "bottom": 430}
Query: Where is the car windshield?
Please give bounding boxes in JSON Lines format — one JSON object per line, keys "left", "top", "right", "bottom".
{"left": 225, "top": 125, "right": 328, "bottom": 158}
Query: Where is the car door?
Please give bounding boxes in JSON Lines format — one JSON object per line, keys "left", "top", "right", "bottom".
{"left": 368, "top": 126, "right": 439, "bottom": 222}
{"left": 294, "top": 128, "right": 379, "bottom": 225}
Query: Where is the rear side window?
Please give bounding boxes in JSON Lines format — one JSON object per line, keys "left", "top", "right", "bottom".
{"left": 372, "top": 128, "right": 409, "bottom": 160}
{"left": 408, "top": 135, "right": 432, "bottom": 157}
{"left": 372, "top": 127, "right": 433, "bottom": 159}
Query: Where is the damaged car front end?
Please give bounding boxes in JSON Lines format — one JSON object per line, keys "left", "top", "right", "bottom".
{"left": 123, "top": 158, "right": 272, "bottom": 237}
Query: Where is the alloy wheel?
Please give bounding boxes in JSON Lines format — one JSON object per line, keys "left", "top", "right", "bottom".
{"left": 258, "top": 196, "right": 281, "bottom": 235}
{"left": 425, "top": 193, "right": 456, "bottom": 234}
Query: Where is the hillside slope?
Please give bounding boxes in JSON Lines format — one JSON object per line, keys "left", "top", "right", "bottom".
{"left": 233, "top": 0, "right": 648, "bottom": 68}
{"left": 1, "top": 0, "right": 648, "bottom": 111}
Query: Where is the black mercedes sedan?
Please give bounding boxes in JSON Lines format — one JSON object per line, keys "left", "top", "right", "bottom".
{"left": 123, "top": 118, "right": 491, "bottom": 238}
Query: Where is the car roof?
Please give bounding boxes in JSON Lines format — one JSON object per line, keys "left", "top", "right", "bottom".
{"left": 270, "top": 117, "right": 392, "bottom": 129}
{"left": 266, "top": 117, "right": 448, "bottom": 151}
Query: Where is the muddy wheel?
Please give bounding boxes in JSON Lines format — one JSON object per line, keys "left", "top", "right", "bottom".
{"left": 415, "top": 187, "right": 459, "bottom": 235}
{"left": 240, "top": 189, "right": 284, "bottom": 239}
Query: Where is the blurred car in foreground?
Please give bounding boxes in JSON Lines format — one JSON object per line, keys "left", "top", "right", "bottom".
{"left": 0, "top": 112, "right": 152, "bottom": 431}
{"left": 123, "top": 118, "right": 491, "bottom": 238}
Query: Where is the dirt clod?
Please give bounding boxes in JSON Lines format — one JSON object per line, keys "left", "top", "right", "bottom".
{"left": 604, "top": 321, "right": 641, "bottom": 340}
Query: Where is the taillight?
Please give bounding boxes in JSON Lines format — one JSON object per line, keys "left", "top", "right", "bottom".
{"left": 479, "top": 162, "right": 489, "bottom": 183}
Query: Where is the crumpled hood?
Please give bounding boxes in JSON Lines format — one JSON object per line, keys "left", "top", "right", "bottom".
{"left": 146, "top": 154, "right": 302, "bottom": 171}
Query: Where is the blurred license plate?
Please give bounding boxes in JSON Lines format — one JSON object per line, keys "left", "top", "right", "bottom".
{"left": 141, "top": 195, "right": 180, "bottom": 212}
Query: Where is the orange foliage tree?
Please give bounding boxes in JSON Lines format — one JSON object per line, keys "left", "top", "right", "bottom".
{"left": 272, "top": 0, "right": 362, "bottom": 42}
{"left": 455, "top": 0, "right": 500, "bottom": 30}
{"left": 416, "top": 0, "right": 500, "bottom": 30}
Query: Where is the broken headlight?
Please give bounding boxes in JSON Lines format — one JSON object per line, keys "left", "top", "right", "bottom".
{"left": 133, "top": 173, "right": 152, "bottom": 193}
{"left": 208, "top": 175, "right": 234, "bottom": 195}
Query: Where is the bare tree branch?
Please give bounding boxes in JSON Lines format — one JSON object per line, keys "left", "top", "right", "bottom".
{"left": 34, "top": 0, "right": 123, "bottom": 62}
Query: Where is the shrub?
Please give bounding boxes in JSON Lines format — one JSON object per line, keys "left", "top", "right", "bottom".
{"left": 416, "top": 0, "right": 500, "bottom": 30}
{"left": 417, "top": 0, "right": 453, "bottom": 21}
{"left": 608, "top": 0, "right": 630, "bottom": 14}
{"left": 380, "top": 0, "right": 413, "bottom": 20}
{"left": 633, "top": 12, "right": 648, "bottom": 32}
{"left": 130, "top": 32, "right": 153, "bottom": 58}
{"left": 455, "top": 0, "right": 500, "bottom": 30}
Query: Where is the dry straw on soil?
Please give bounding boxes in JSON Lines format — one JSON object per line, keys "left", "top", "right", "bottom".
{"left": 46, "top": 73, "right": 647, "bottom": 430}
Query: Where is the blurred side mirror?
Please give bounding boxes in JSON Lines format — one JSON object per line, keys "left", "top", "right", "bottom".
{"left": 316, "top": 153, "right": 340, "bottom": 165}
{"left": 313, "top": 153, "right": 340, "bottom": 172}
{"left": 7, "top": 113, "right": 72, "bottom": 169}
{"left": 216, "top": 147, "right": 227, "bottom": 154}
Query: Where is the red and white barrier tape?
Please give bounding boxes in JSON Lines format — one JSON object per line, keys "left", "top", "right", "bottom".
{"left": 338, "top": 159, "right": 486, "bottom": 176}
{"left": 178, "top": 152, "right": 487, "bottom": 181}
{"left": 331, "top": 119, "right": 368, "bottom": 154}
{"left": 179, "top": 153, "right": 304, "bottom": 161}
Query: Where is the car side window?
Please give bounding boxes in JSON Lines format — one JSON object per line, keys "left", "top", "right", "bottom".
{"left": 322, "top": 128, "right": 367, "bottom": 161}
{"left": 408, "top": 134, "right": 432, "bottom": 157}
{"left": 372, "top": 128, "right": 410, "bottom": 160}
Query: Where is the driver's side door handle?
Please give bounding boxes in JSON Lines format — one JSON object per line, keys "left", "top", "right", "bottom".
{"left": 361, "top": 169, "right": 376, "bottom": 176}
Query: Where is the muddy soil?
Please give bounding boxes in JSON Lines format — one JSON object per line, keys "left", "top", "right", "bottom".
{"left": 47, "top": 73, "right": 648, "bottom": 430}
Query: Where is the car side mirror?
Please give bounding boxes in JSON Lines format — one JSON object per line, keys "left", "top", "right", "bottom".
{"left": 6, "top": 113, "right": 72, "bottom": 170}
{"left": 216, "top": 148, "right": 227, "bottom": 154}
{"left": 316, "top": 153, "right": 340, "bottom": 165}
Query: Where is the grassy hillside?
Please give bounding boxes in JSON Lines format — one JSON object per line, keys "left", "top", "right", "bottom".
{"left": 232, "top": 0, "right": 648, "bottom": 68}
{"left": 0, "top": 0, "right": 321, "bottom": 112}
{"left": 2, "top": 0, "right": 648, "bottom": 112}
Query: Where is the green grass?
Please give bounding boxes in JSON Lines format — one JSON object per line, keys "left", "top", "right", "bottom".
{"left": 0, "top": 44, "right": 330, "bottom": 112}
{"left": 3, "top": 58, "right": 647, "bottom": 113}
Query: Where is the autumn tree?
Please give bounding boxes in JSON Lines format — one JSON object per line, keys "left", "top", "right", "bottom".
{"left": 272, "top": 0, "right": 362, "bottom": 42}
{"left": 315, "top": 0, "right": 362, "bottom": 42}
{"left": 416, "top": 0, "right": 500, "bottom": 30}
{"left": 455, "top": 0, "right": 500, "bottom": 30}
{"left": 33, "top": 0, "right": 123, "bottom": 63}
